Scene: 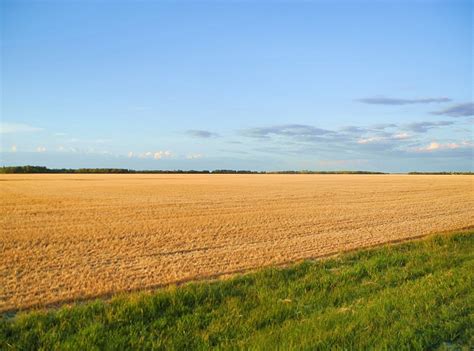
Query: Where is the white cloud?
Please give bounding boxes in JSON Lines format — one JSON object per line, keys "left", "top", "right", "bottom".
{"left": 36, "top": 146, "right": 47, "bottom": 153}
{"left": 186, "top": 153, "right": 203, "bottom": 159}
{"left": 0, "top": 122, "right": 43, "bottom": 134}
{"left": 154, "top": 151, "right": 172, "bottom": 160}
{"left": 414, "top": 141, "right": 473, "bottom": 152}
{"left": 420, "top": 142, "right": 442, "bottom": 151}
{"left": 357, "top": 132, "right": 412, "bottom": 145}
{"left": 393, "top": 132, "right": 410, "bottom": 140}
{"left": 57, "top": 145, "right": 79, "bottom": 152}
{"left": 11, "top": 145, "right": 17, "bottom": 152}
{"left": 132, "top": 150, "right": 173, "bottom": 159}
{"left": 357, "top": 136, "right": 385, "bottom": 144}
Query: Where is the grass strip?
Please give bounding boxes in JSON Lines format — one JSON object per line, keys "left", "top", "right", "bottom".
{"left": 1, "top": 230, "right": 473, "bottom": 350}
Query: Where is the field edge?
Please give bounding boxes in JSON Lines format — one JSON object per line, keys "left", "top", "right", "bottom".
{"left": 1, "top": 228, "right": 473, "bottom": 350}
{"left": 2, "top": 225, "right": 474, "bottom": 316}
{"left": 2, "top": 227, "right": 473, "bottom": 314}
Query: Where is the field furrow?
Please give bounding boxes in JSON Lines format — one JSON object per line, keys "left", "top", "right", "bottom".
{"left": 1, "top": 174, "right": 473, "bottom": 312}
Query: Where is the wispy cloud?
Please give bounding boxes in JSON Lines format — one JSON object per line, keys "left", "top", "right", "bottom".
{"left": 339, "top": 126, "right": 367, "bottom": 134}
{"left": 371, "top": 123, "right": 398, "bottom": 130}
{"left": 0, "top": 122, "right": 43, "bottom": 134}
{"left": 186, "top": 130, "right": 219, "bottom": 138}
{"left": 357, "top": 96, "right": 451, "bottom": 105}
{"left": 392, "top": 132, "right": 411, "bottom": 140}
{"left": 241, "top": 124, "right": 333, "bottom": 139}
{"left": 126, "top": 150, "right": 206, "bottom": 160}
{"left": 186, "top": 153, "right": 204, "bottom": 159}
{"left": 57, "top": 146, "right": 79, "bottom": 153}
{"left": 356, "top": 132, "right": 410, "bottom": 145}
{"left": 431, "top": 102, "right": 474, "bottom": 117}
{"left": 65, "top": 137, "right": 112, "bottom": 144}
{"left": 403, "top": 121, "right": 454, "bottom": 133}
{"left": 128, "top": 150, "right": 173, "bottom": 159}
{"left": 356, "top": 136, "right": 385, "bottom": 145}
{"left": 239, "top": 119, "right": 469, "bottom": 158}
{"left": 153, "top": 151, "right": 172, "bottom": 159}
{"left": 413, "top": 141, "right": 473, "bottom": 153}
{"left": 242, "top": 123, "right": 414, "bottom": 147}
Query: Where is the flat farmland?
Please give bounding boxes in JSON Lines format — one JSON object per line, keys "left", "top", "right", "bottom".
{"left": 1, "top": 174, "right": 473, "bottom": 313}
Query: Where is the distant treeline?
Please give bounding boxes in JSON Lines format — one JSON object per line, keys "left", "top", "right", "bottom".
{"left": 0, "top": 166, "right": 389, "bottom": 174}
{"left": 1, "top": 166, "right": 472, "bottom": 175}
{"left": 0, "top": 166, "right": 212, "bottom": 174}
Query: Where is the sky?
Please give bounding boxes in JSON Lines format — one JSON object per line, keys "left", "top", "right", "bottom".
{"left": 1, "top": 0, "right": 473, "bottom": 172}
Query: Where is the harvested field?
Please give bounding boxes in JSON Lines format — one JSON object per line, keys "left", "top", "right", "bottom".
{"left": 1, "top": 174, "right": 473, "bottom": 312}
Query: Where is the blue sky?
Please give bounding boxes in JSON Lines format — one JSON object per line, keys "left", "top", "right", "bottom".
{"left": 1, "top": 0, "right": 472, "bottom": 171}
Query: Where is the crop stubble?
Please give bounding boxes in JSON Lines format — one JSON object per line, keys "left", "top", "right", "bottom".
{"left": 1, "top": 174, "right": 473, "bottom": 312}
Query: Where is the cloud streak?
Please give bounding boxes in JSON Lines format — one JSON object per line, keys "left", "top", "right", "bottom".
{"left": 403, "top": 121, "right": 454, "bottom": 133}
{"left": 128, "top": 150, "right": 173, "bottom": 159}
{"left": 0, "top": 122, "right": 43, "bottom": 134}
{"left": 238, "top": 118, "right": 471, "bottom": 160}
{"left": 414, "top": 141, "right": 473, "bottom": 153}
{"left": 358, "top": 96, "right": 451, "bottom": 105}
{"left": 431, "top": 102, "right": 474, "bottom": 117}
{"left": 241, "top": 124, "right": 333, "bottom": 139}
{"left": 186, "top": 130, "right": 219, "bottom": 138}
{"left": 186, "top": 153, "right": 203, "bottom": 159}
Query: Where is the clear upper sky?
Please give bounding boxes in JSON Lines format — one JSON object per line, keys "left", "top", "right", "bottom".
{"left": 1, "top": 0, "right": 472, "bottom": 172}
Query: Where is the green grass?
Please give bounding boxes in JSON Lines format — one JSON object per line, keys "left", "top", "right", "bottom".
{"left": 2, "top": 230, "right": 473, "bottom": 350}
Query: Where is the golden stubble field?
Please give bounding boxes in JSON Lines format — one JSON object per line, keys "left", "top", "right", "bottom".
{"left": 1, "top": 174, "right": 473, "bottom": 312}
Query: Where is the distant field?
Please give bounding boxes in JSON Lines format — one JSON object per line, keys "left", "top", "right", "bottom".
{"left": 2, "top": 230, "right": 473, "bottom": 350}
{"left": 1, "top": 174, "right": 473, "bottom": 312}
